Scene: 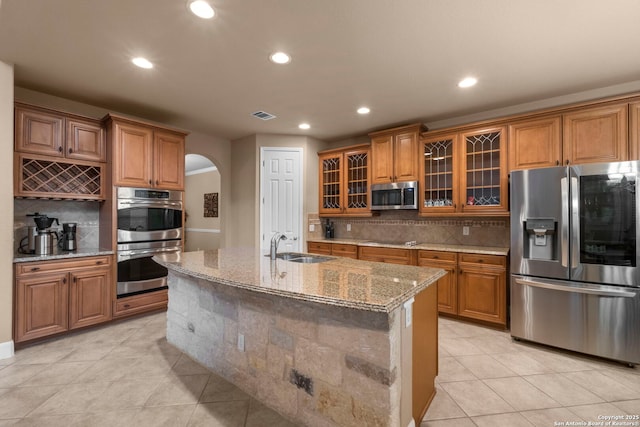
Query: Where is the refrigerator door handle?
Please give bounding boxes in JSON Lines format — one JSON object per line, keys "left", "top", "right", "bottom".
{"left": 514, "top": 278, "right": 637, "bottom": 298}
{"left": 560, "top": 176, "right": 569, "bottom": 267}
{"left": 570, "top": 176, "right": 580, "bottom": 268}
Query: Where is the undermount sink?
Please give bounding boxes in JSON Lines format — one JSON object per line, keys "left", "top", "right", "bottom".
{"left": 269, "top": 252, "right": 333, "bottom": 263}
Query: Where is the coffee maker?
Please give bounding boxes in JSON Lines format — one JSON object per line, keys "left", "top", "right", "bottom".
{"left": 59, "top": 223, "right": 78, "bottom": 251}
{"left": 26, "top": 213, "right": 59, "bottom": 255}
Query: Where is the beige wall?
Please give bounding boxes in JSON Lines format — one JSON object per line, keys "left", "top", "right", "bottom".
{"left": 228, "top": 134, "right": 328, "bottom": 248}
{"left": 0, "top": 62, "right": 14, "bottom": 350}
{"left": 184, "top": 131, "right": 231, "bottom": 248}
{"left": 184, "top": 169, "right": 221, "bottom": 252}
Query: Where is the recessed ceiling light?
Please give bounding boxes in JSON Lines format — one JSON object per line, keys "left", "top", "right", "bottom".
{"left": 458, "top": 77, "right": 477, "bottom": 88}
{"left": 298, "top": 123, "right": 310, "bottom": 130}
{"left": 189, "top": 0, "right": 215, "bottom": 19}
{"left": 270, "top": 52, "right": 291, "bottom": 64}
{"left": 357, "top": 107, "right": 370, "bottom": 115}
{"left": 132, "top": 57, "right": 153, "bottom": 69}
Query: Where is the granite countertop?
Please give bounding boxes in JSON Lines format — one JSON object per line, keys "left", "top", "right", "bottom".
{"left": 154, "top": 247, "right": 445, "bottom": 313}
{"left": 14, "top": 248, "right": 115, "bottom": 263}
{"left": 307, "top": 238, "right": 509, "bottom": 256}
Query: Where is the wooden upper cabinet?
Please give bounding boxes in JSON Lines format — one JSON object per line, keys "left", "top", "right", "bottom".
{"left": 629, "top": 101, "right": 640, "bottom": 160}
{"left": 106, "top": 114, "right": 187, "bottom": 190}
{"left": 508, "top": 116, "right": 562, "bottom": 170}
{"left": 371, "top": 134, "right": 394, "bottom": 183}
{"left": 15, "top": 106, "right": 63, "bottom": 157}
{"left": 154, "top": 131, "right": 185, "bottom": 190}
{"left": 318, "top": 144, "right": 372, "bottom": 216}
{"left": 420, "top": 133, "right": 458, "bottom": 214}
{"left": 66, "top": 118, "right": 106, "bottom": 162}
{"left": 113, "top": 121, "right": 154, "bottom": 188}
{"left": 370, "top": 123, "right": 424, "bottom": 184}
{"left": 459, "top": 126, "right": 508, "bottom": 214}
{"left": 15, "top": 104, "right": 105, "bottom": 162}
{"left": 563, "top": 103, "right": 628, "bottom": 165}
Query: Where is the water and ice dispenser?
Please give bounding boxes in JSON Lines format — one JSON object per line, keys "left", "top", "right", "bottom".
{"left": 524, "top": 218, "right": 557, "bottom": 261}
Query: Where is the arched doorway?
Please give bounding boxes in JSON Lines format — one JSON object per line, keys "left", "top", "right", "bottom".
{"left": 184, "top": 154, "right": 221, "bottom": 251}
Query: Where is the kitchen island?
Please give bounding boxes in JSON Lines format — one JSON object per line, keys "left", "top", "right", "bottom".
{"left": 154, "top": 248, "right": 445, "bottom": 427}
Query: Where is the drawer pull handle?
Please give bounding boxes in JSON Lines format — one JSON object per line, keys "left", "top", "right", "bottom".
{"left": 124, "top": 304, "right": 131, "bottom": 308}
{"left": 433, "top": 256, "right": 439, "bottom": 259}
{"left": 30, "top": 267, "right": 40, "bottom": 272}
{"left": 96, "top": 261, "right": 103, "bottom": 265}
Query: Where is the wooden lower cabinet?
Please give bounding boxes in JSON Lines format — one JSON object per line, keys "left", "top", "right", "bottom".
{"left": 307, "top": 242, "right": 359, "bottom": 259}
{"left": 307, "top": 241, "right": 332, "bottom": 255}
{"left": 14, "top": 256, "right": 113, "bottom": 344}
{"left": 418, "top": 250, "right": 507, "bottom": 327}
{"left": 417, "top": 250, "right": 458, "bottom": 315}
{"left": 357, "top": 246, "right": 417, "bottom": 265}
{"left": 15, "top": 273, "right": 69, "bottom": 343}
{"left": 114, "top": 289, "right": 168, "bottom": 318}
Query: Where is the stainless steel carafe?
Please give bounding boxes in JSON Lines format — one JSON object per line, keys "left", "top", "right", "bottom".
{"left": 59, "top": 223, "right": 77, "bottom": 251}
{"left": 35, "top": 230, "right": 56, "bottom": 255}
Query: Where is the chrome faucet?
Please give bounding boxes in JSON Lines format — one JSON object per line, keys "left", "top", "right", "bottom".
{"left": 270, "top": 232, "right": 287, "bottom": 260}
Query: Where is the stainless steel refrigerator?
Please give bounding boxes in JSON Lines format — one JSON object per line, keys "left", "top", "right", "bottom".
{"left": 510, "top": 161, "right": 640, "bottom": 365}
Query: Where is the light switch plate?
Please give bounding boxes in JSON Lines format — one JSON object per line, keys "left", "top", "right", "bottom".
{"left": 237, "top": 334, "right": 245, "bottom": 352}
{"left": 346, "top": 224, "right": 351, "bottom": 232}
{"left": 309, "top": 224, "right": 315, "bottom": 232}
{"left": 463, "top": 226, "right": 470, "bottom": 236}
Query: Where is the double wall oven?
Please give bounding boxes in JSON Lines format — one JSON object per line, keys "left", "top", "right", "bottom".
{"left": 116, "top": 187, "right": 183, "bottom": 298}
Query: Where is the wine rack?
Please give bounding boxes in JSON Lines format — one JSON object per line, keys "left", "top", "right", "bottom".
{"left": 15, "top": 153, "right": 105, "bottom": 200}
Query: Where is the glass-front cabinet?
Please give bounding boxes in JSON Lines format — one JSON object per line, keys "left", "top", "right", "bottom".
{"left": 319, "top": 145, "right": 372, "bottom": 216}
{"left": 420, "top": 126, "right": 508, "bottom": 215}
{"left": 420, "top": 133, "right": 458, "bottom": 214}
{"left": 459, "top": 126, "right": 508, "bottom": 214}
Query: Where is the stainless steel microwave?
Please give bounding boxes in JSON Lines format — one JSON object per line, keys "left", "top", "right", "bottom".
{"left": 371, "top": 181, "right": 418, "bottom": 210}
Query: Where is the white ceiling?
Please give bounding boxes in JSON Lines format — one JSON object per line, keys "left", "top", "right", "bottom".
{"left": 1, "top": 0, "right": 640, "bottom": 142}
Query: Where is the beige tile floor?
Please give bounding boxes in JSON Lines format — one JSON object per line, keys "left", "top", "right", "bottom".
{"left": 423, "top": 317, "right": 640, "bottom": 427}
{"left": 0, "top": 312, "right": 638, "bottom": 426}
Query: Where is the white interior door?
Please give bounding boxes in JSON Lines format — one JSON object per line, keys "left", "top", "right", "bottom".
{"left": 260, "top": 148, "right": 303, "bottom": 253}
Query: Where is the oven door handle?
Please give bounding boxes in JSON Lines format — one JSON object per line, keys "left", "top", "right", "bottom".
{"left": 118, "top": 200, "right": 183, "bottom": 208}
{"left": 118, "top": 247, "right": 181, "bottom": 261}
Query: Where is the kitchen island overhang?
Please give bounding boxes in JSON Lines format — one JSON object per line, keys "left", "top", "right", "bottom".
{"left": 155, "top": 248, "right": 444, "bottom": 426}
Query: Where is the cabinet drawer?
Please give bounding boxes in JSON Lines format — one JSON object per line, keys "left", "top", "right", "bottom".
{"left": 459, "top": 253, "right": 506, "bottom": 268}
{"left": 114, "top": 289, "right": 168, "bottom": 318}
{"left": 331, "top": 243, "right": 357, "bottom": 258}
{"left": 358, "top": 246, "right": 416, "bottom": 265}
{"left": 418, "top": 250, "right": 457, "bottom": 263}
{"left": 308, "top": 242, "right": 332, "bottom": 255}
{"left": 16, "top": 256, "right": 112, "bottom": 277}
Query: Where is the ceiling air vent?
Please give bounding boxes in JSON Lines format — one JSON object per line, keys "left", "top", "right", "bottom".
{"left": 251, "top": 111, "right": 276, "bottom": 121}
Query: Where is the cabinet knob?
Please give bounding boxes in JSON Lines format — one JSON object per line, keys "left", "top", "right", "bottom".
{"left": 566, "top": 159, "right": 570, "bottom": 165}
{"left": 556, "top": 160, "right": 560, "bottom": 166}
{"left": 58, "top": 146, "right": 63, "bottom": 153}
{"left": 149, "top": 180, "right": 153, "bottom": 185}
{"left": 68, "top": 148, "right": 73, "bottom": 154}
{"left": 63, "top": 277, "right": 67, "bottom": 284}
{"left": 156, "top": 180, "right": 159, "bottom": 185}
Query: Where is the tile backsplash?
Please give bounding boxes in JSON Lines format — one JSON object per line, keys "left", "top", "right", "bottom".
{"left": 309, "top": 210, "right": 509, "bottom": 247}
{"left": 14, "top": 199, "right": 100, "bottom": 252}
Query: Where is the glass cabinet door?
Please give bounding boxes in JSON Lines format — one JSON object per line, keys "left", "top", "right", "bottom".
{"left": 345, "top": 149, "right": 370, "bottom": 214}
{"left": 319, "top": 153, "right": 343, "bottom": 214}
{"left": 459, "top": 126, "right": 508, "bottom": 213}
{"left": 420, "top": 134, "right": 458, "bottom": 213}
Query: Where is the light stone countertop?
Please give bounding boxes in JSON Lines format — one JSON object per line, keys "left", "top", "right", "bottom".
{"left": 14, "top": 248, "right": 114, "bottom": 263}
{"left": 307, "top": 238, "right": 509, "bottom": 256}
{"left": 155, "top": 247, "right": 445, "bottom": 313}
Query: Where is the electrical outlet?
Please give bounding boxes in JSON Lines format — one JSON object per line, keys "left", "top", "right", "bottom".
{"left": 237, "top": 333, "right": 245, "bottom": 352}
{"left": 346, "top": 224, "right": 351, "bottom": 232}
{"left": 309, "top": 224, "right": 315, "bottom": 232}
{"left": 463, "top": 226, "right": 470, "bottom": 236}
